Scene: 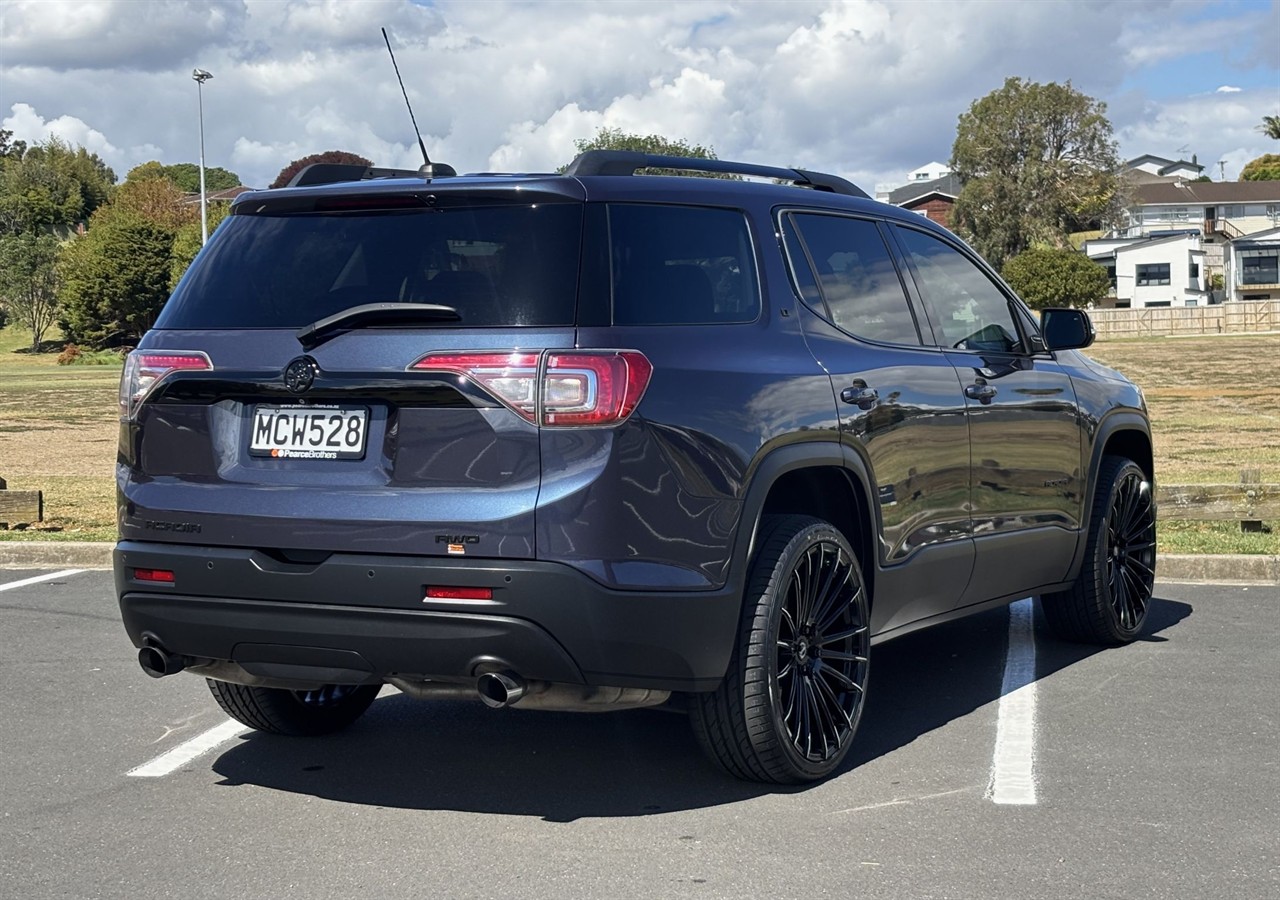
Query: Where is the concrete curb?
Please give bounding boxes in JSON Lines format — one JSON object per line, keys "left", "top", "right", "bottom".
{"left": 0, "top": 542, "right": 1276, "bottom": 585}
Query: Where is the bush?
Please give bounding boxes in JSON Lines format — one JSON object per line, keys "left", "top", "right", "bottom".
{"left": 56, "top": 343, "right": 122, "bottom": 365}
{"left": 56, "top": 342, "right": 81, "bottom": 364}
{"left": 1001, "top": 247, "right": 1112, "bottom": 310}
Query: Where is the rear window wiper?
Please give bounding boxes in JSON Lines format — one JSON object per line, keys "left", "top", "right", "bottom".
{"left": 296, "top": 302, "right": 461, "bottom": 351}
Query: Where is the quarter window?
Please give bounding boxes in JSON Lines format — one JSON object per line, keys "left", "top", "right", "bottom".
{"left": 892, "top": 226, "right": 1022, "bottom": 353}
{"left": 788, "top": 214, "right": 921, "bottom": 345}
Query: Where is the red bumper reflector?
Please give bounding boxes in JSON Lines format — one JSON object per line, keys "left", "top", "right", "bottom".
{"left": 425, "top": 586, "right": 494, "bottom": 601}
{"left": 134, "top": 568, "right": 175, "bottom": 583}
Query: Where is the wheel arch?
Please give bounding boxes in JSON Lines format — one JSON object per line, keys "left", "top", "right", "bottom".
{"left": 1066, "top": 411, "right": 1155, "bottom": 580}
{"left": 734, "top": 443, "right": 879, "bottom": 608}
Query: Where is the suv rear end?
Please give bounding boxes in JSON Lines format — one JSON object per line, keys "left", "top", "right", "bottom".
{"left": 116, "top": 165, "right": 775, "bottom": 718}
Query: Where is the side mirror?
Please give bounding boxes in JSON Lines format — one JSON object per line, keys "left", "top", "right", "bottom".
{"left": 1040, "top": 307, "right": 1095, "bottom": 351}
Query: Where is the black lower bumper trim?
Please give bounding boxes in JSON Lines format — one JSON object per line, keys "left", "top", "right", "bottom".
{"left": 115, "top": 542, "right": 742, "bottom": 691}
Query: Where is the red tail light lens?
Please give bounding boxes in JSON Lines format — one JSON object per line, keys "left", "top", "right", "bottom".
{"left": 120, "top": 351, "right": 212, "bottom": 420}
{"left": 425, "top": 586, "right": 494, "bottom": 601}
{"left": 133, "top": 568, "right": 175, "bottom": 583}
{"left": 409, "top": 350, "right": 651, "bottom": 427}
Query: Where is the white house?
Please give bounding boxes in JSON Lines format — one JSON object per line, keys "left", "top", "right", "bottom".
{"left": 1223, "top": 226, "right": 1280, "bottom": 303}
{"left": 1125, "top": 154, "right": 1204, "bottom": 181}
{"left": 874, "top": 161, "right": 953, "bottom": 201}
{"left": 1086, "top": 233, "right": 1209, "bottom": 308}
{"left": 1120, "top": 181, "right": 1280, "bottom": 240}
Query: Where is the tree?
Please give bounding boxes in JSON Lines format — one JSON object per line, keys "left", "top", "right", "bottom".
{"left": 950, "top": 78, "right": 1122, "bottom": 271}
{"left": 0, "top": 233, "right": 61, "bottom": 349}
{"left": 169, "top": 202, "right": 230, "bottom": 290}
{"left": 0, "top": 137, "right": 116, "bottom": 236}
{"left": 1259, "top": 115, "right": 1280, "bottom": 140}
{"left": 270, "top": 151, "right": 373, "bottom": 189}
{"left": 1239, "top": 153, "right": 1280, "bottom": 182}
{"left": 1000, "top": 247, "right": 1111, "bottom": 311}
{"left": 126, "top": 161, "right": 241, "bottom": 192}
{"left": 560, "top": 127, "right": 738, "bottom": 177}
{"left": 112, "top": 176, "right": 198, "bottom": 231}
{"left": 58, "top": 206, "right": 173, "bottom": 346}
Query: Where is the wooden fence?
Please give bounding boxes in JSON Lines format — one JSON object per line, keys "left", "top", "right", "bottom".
{"left": 1090, "top": 300, "right": 1280, "bottom": 340}
{"left": 1159, "top": 471, "right": 1278, "bottom": 532}
{"left": 0, "top": 477, "right": 42, "bottom": 528}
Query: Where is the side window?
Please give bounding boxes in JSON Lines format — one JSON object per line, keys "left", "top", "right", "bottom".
{"left": 893, "top": 226, "right": 1022, "bottom": 353}
{"left": 609, "top": 204, "right": 760, "bottom": 325}
{"left": 789, "top": 213, "right": 921, "bottom": 345}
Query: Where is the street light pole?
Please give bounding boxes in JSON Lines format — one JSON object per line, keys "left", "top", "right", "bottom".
{"left": 192, "top": 68, "right": 213, "bottom": 245}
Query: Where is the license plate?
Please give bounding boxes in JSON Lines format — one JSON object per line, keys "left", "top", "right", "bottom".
{"left": 249, "top": 405, "right": 368, "bottom": 460}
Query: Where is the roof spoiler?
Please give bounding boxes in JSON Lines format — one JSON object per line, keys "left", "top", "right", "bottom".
{"left": 287, "top": 162, "right": 458, "bottom": 188}
{"left": 562, "top": 150, "right": 869, "bottom": 199}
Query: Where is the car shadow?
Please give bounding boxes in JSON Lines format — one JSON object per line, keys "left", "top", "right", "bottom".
{"left": 209, "top": 595, "right": 1192, "bottom": 820}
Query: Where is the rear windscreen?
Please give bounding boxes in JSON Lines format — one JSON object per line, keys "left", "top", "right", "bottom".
{"left": 156, "top": 203, "right": 584, "bottom": 329}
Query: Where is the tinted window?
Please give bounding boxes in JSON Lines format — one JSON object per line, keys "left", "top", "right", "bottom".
{"left": 157, "top": 203, "right": 584, "bottom": 328}
{"left": 790, "top": 214, "right": 920, "bottom": 345}
{"left": 609, "top": 204, "right": 759, "bottom": 325}
{"left": 893, "top": 226, "right": 1022, "bottom": 353}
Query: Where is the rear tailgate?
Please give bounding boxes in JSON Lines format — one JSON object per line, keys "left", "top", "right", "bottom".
{"left": 118, "top": 181, "right": 585, "bottom": 559}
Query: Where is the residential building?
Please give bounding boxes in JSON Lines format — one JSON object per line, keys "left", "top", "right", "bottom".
{"left": 1124, "top": 154, "right": 1204, "bottom": 181}
{"left": 1120, "top": 181, "right": 1280, "bottom": 240}
{"left": 1084, "top": 233, "right": 1208, "bottom": 308}
{"left": 886, "top": 173, "right": 961, "bottom": 226}
{"left": 874, "top": 161, "right": 953, "bottom": 202}
{"left": 1223, "top": 226, "right": 1280, "bottom": 302}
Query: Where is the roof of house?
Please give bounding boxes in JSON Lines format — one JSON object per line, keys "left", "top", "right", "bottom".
{"left": 181, "top": 185, "right": 256, "bottom": 205}
{"left": 1129, "top": 181, "right": 1280, "bottom": 205}
{"left": 1125, "top": 154, "right": 1204, "bottom": 176}
{"left": 888, "top": 173, "right": 962, "bottom": 206}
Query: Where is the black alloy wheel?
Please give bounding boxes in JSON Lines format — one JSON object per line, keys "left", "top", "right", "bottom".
{"left": 691, "top": 515, "right": 870, "bottom": 783}
{"left": 1041, "top": 456, "right": 1156, "bottom": 645}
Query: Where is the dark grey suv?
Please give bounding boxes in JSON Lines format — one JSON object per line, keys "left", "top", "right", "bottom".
{"left": 115, "top": 150, "right": 1156, "bottom": 783}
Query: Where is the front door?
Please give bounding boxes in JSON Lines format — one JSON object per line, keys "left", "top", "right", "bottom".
{"left": 890, "top": 224, "right": 1085, "bottom": 607}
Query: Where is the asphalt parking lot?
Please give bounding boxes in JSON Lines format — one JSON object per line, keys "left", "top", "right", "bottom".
{"left": 1, "top": 569, "right": 1276, "bottom": 899}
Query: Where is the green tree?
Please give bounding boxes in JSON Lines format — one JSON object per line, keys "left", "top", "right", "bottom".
{"left": 0, "top": 232, "right": 61, "bottom": 349}
{"left": 58, "top": 206, "right": 173, "bottom": 346}
{"left": 0, "top": 137, "right": 116, "bottom": 236}
{"left": 1239, "top": 153, "right": 1280, "bottom": 181}
{"left": 126, "top": 161, "right": 241, "bottom": 192}
{"left": 1259, "top": 115, "right": 1280, "bottom": 140}
{"left": 561, "top": 127, "right": 737, "bottom": 177}
{"left": 169, "top": 202, "right": 230, "bottom": 290}
{"left": 1001, "top": 247, "right": 1111, "bottom": 310}
{"left": 270, "top": 151, "right": 373, "bottom": 189}
{"left": 950, "top": 78, "right": 1122, "bottom": 270}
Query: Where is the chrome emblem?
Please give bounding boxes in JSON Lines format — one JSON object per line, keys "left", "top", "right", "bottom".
{"left": 284, "top": 357, "right": 318, "bottom": 393}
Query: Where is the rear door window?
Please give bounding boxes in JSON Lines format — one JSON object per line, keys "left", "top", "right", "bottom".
{"left": 787, "top": 213, "right": 922, "bottom": 346}
{"left": 156, "top": 202, "right": 584, "bottom": 329}
{"left": 608, "top": 204, "right": 759, "bottom": 325}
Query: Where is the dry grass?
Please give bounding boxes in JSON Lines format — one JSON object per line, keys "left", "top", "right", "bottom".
{"left": 1, "top": 324, "right": 1276, "bottom": 553}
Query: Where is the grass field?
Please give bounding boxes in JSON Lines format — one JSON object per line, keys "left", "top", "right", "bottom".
{"left": 0, "top": 323, "right": 1276, "bottom": 554}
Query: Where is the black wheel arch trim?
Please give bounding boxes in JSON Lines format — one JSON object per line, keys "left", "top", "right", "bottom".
{"left": 1066, "top": 409, "right": 1155, "bottom": 581}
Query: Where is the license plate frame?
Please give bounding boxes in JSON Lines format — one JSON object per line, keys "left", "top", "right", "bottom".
{"left": 249, "top": 405, "right": 369, "bottom": 460}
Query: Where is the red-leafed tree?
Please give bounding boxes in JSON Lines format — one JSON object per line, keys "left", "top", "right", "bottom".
{"left": 269, "top": 151, "right": 374, "bottom": 189}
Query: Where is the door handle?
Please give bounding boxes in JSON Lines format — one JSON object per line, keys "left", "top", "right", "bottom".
{"left": 965, "top": 382, "right": 997, "bottom": 404}
{"left": 840, "top": 384, "right": 879, "bottom": 410}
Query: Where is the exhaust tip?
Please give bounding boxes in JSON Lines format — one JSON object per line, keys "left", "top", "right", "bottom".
{"left": 477, "top": 671, "right": 525, "bottom": 709}
{"left": 138, "top": 645, "right": 185, "bottom": 679}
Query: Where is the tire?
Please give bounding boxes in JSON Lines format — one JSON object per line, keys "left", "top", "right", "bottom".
{"left": 1041, "top": 456, "right": 1156, "bottom": 645}
{"left": 690, "top": 515, "right": 871, "bottom": 783}
{"left": 207, "top": 679, "right": 380, "bottom": 736}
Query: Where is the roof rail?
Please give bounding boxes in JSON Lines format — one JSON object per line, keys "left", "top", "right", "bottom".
{"left": 287, "top": 162, "right": 457, "bottom": 188}
{"left": 562, "top": 150, "right": 869, "bottom": 199}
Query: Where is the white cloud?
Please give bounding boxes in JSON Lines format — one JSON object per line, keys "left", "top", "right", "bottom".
{"left": 0, "top": 0, "right": 1275, "bottom": 193}
{"left": 1216, "top": 85, "right": 1243, "bottom": 93}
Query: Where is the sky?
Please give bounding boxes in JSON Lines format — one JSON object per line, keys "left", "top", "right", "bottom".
{"left": 1, "top": 0, "right": 1277, "bottom": 193}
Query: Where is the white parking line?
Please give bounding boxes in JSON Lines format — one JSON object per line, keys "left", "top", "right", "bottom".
{"left": 0, "top": 569, "right": 85, "bottom": 592}
{"left": 127, "top": 719, "right": 248, "bottom": 778}
{"left": 988, "top": 597, "right": 1038, "bottom": 805}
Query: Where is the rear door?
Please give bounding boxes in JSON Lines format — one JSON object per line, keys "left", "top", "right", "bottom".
{"left": 119, "top": 183, "right": 585, "bottom": 559}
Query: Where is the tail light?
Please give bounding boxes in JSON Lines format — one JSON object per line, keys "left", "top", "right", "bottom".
{"left": 120, "top": 351, "right": 212, "bottom": 420}
{"left": 409, "top": 350, "right": 652, "bottom": 427}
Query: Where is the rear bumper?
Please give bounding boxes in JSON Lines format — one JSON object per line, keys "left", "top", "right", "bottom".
{"left": 114, "top": 541, "right": 741, "bottom": 691}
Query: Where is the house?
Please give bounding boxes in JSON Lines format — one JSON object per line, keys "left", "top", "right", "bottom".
{"left": 874, "top": 161, "right": 952, "bottom": 202}
{"left": 886, "top": 173, "right": 962, "bottom": 226}
{"left": 1119, "top": 181, "right": 1280, "bottom": 240}
{"left": 1223, "top": 226, "right": 1280, "bottom": 302}
{"left": 1124, "top": 154, "right": 1204, "bottom": 182}
{"left": 1084, "top": 232, "right": 1209, "bottom": 308}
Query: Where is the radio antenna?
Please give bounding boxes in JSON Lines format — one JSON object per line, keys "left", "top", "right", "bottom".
{"left": 382, "top": 27, "right": 432, "bottom": 168}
